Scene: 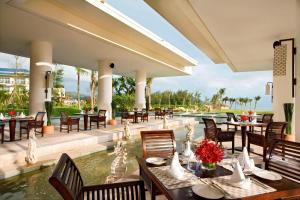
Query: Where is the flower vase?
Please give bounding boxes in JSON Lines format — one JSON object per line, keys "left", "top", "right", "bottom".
{"left": 201, "top": 162, "right": 217, "bottom": 170}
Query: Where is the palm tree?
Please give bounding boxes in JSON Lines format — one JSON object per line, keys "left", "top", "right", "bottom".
{"left": 222, "top": 96, "right": 229, "bottom": 106}
{"left": 75, "top": 67, "right": 89, "bottom": 110}
{"left": 218, "top": 88, "right": 226, "bottom": 108}
{"left": 90, "top": 70, "right": 98, "bottom": 110}
{"left": 254, "top": 96, "right": 261, "bottom": 111}
{"left": 229, "top": 98, "right": 235, "bottom": 109}
{"left": 248, "top": 98, "right": 253, "bottom": 110}
{"left": 146, "top": 77, "right": 153, "bottom": 109}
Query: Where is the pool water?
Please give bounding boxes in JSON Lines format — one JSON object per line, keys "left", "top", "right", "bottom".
{"left": 0, "top": 124, "right": 204, "bottom": 200}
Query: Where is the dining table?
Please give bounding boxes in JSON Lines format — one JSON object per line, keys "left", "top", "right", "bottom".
{"left": 74, "top": 112, "right": 97, "bottom": 130}
{"left": 0, "top": 116, "right": 34, "bottom": 142}
{"left": 137, "top": 157, "right": 300, "bottom": 200}
{"left": 223, "top": 121, "right": 268, "bottom": 150}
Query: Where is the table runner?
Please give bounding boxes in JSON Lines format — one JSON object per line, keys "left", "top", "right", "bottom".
{"left": 202, "top": 175, "right": 276, "bottom": 199}
{"left": 148, "top": 166, "right": 201, "bottom": 189}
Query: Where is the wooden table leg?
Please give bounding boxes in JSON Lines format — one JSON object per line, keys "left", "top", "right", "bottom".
{"left": 9, "top": 119, "right": 16, "bottom": 141}
{"left": 83, "top": 114, "right": 88, "bottom": 130}
{"left": 241, "top": 126, "right": 246, "bottom": 148}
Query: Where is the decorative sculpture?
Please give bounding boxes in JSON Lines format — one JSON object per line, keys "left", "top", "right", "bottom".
{"left": 25, "top": 129, "right": 38, "bottom": 164}
{"left": 163, "top": 115, "right": 168, "bottom": 129}
{"left": 105, "top": 140, "right": 128, "bottom": 183}
{"left": 123, "top": 120, "right": 131, "bottom": 140}
{"left": 185, "top": 123, "right": 194, "bottom": 142}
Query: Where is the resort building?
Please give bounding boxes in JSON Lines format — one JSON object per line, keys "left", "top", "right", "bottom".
{"left": 0, "top": 67, "right": 29, "bottom": 93}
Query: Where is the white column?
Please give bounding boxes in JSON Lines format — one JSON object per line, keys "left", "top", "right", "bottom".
{"left": 97, "top": 61, "right": 113, "bottom": 120}
{"left": 29, "top": 41, "right": 52, "bottom": 116}
{"left": 294, "top": 0, "right": 300, "bottom": 141}
{"left": 272, "top": 40, "right": 294, "bottom": 124}
{"left": 135, "top": 70, "right": 146, "bottom": 109}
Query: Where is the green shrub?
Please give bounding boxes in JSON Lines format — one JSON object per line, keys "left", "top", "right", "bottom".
{"left": 52, "top": 106, "right": 80, "bottom": 117}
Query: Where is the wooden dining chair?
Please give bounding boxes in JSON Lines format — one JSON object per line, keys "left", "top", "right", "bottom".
{"left": 121, "top": 109, "right": 135, "bottom": 124}
{"left": 89, "top": 110, "right": 106, "bottom": 129}
{"left": 137, "top": 109, "right": 148, "bottom": 122}
{"left": 140, "top": 130, "right": 176, "bottom": 158}
{"left": 0, "top": 123, "right": 5, "bottom": 144}
{"left": 154, "top": 108, "right": 165, "bottom": 120}
{"left": 49, "top": 153, "right": 145, "bottom": 200}
{"left": 226, "top": 112, "right": 238, "bottom": 131}
{"left": 266, "top": 139, "right": 300, "bottom": 185}
{"left": 247, "top": 122, "right": 286, "bottom": 161}
{"left": 202, "top": 118, "right": 235, "bottom": 153}
{"left": 20, "top": 112, "right": 46, "bottom": 139}
{"left": 60, "top": 112, "right": 80, "bottom": 133}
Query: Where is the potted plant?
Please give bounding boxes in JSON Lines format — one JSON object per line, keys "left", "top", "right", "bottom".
{"left": 43, "top": 101, "right": 54, "bottom": 134}
{"left": 284, "top": 103, "right": 295, "bottom": 141}
{"left": 109, "top": 99, "right": 117, "bottom": 125}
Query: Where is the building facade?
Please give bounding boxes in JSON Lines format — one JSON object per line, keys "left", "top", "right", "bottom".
{"left": 0, "top": 68, "right": 29, "bottom": 93}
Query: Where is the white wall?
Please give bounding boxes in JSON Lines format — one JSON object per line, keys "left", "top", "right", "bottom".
{"left": 294, "top": 0, "right": 300, "bottom": 141}
{"left": 273, "top": 41, "right": 295, "bottom": 128}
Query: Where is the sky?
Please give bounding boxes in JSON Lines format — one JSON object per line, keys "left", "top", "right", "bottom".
{"left": 0, "top": 0, "right": 273, "bottom": 111}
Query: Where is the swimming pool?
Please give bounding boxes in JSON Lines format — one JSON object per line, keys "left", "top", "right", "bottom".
{"left": 0, "top": 124, "right": 204, "bottom": 200}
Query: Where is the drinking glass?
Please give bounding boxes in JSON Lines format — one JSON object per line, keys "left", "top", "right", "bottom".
{"left": 187, "top": 154, "right": 199, "bottom": 173}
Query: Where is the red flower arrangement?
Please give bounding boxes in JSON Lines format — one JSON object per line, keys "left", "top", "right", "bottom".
{"left": 8, "top": 110, "right": 16, "bottom": 118}
{"left": 248, "top": 110, "right": 254, "bottom": 115}
{"left": 240, "top": 115, "right": 249, "bottom": 122}
{"left": 195, "top": 139, "right": 223, "bottom": 164}
{"left": 84, "top": 107, "right": 91, "bottom": 113}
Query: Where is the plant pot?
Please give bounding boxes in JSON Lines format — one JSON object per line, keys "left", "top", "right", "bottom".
{"left": 284, "top": 134, "right": 295, "bottom": 142}
{"left": 109, "top": 119, "right": 117, "bottom": 126}
{"left": 43, "top": 125, "right": 54, "bottom": 134}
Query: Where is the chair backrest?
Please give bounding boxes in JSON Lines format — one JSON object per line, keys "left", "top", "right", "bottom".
{"left": 226, "top": 112, "right": 238, "bottom": 122}
{"left": 49, "top": 153, "right": 84, "bottom": 200}
{"left": 83, "top": 180, "right": 145, "bottom": 200}
{"left": 202, "top": 118, "right": 218, "bottom": 141}
{"left": 35, "top": 112, "right": 46, "bottom": 122}
{"left": 265, "top": 122, "right": 286, "bottom": 143}
{"left": 60, "top": 112, "right": 69, "bottom": 123}
{"left": 98, "top": 110, "right": 106, "bottom": 117}
{"left": 154, "top": 108, "right": 161, "bottom": 114}
{"left": 266, "top": 139, "right": 300, "bottom": 183}
{"left": 262, "top": 113, "right": 274, "bottom": 123}
{"left": 140, "top": 130, "right": 176, "bottom": 158}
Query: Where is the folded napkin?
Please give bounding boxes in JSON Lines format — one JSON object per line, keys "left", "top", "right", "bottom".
{"left": 183, "top": 141, "right": 193, "bottom": 157}
{"left": 80, "top": 110, "right": 84, "bottom": 114}
{"left": 238, "top": 147, "right": 249, "bottom": 167}
{"left": 0, "top": 113, "right": 4, "bottom": 120}
{"left": 230, "top": 117, "right": 235, "bottom": 123}
{"left": 169, "top": 152, "right": 185, "bottom": 180}
{"left": 252, "top": 118, "right": 257, "bottom": 123}
{"left": 20, "top": 112, "right": 25, "bottom": 118}
{"left": 230, "top": 161, "right": 245, "bottom": 182}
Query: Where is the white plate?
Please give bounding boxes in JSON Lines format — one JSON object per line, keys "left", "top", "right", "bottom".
{"left": 253, "top": 170, "right": 282, "bottom": 181}
{"left": 146, "top": 157, "right": 166, "bottom": 165}
{"left": 192, "top": 184, "right": 224, "bottom": 199}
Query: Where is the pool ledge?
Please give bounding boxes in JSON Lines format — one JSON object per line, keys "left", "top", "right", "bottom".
{"left": 0, "top": 117, "right": 195, "bottom": 180}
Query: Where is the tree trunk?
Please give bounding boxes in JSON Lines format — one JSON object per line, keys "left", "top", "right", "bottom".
{"left": 77, "top": 73, "right": 81, "bottom": 110}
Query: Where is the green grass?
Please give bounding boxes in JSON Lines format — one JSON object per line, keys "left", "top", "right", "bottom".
{"left": 211, "top": 109, "right": 273, "bottom": 115}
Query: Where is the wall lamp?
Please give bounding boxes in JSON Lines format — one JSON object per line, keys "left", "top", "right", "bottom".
{"left": 265, "top": 82, "right": 273, "bottom": 102}
{"left": 273, "top": 38, "right": 296, "bottom": 98}
{"left": 45, "top": 71, "right": 53, "bottom": 99}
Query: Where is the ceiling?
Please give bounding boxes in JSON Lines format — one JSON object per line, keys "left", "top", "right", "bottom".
{"left": 0, "top": 0, "right": 197, "bottom": 77}
{"left": 145, "top": 0, "right": 297, "bottom": 72}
